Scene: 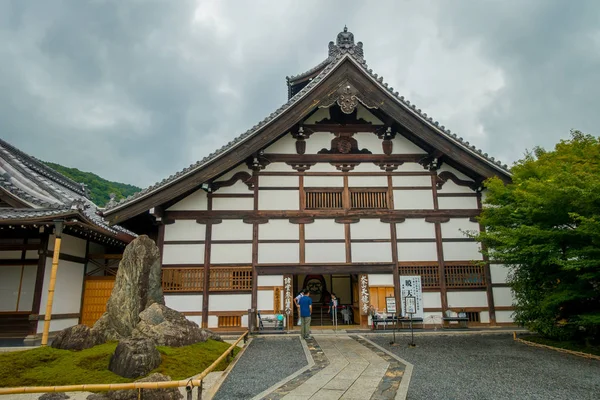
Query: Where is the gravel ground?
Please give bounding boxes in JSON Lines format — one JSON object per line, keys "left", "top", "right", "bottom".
{"left": 370, "top": 333, "right": 600, "bottom": 400}
{"left": 213, "top": 336, "right": 307, "bottom": 400}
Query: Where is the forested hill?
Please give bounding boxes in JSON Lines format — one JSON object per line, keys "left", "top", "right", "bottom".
{"left": 44, "top": 162, "right": 141, "bottom": 207}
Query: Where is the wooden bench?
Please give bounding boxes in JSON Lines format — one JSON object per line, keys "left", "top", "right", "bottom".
{"left": 372, "top": 315, "right": 424, "bottom": 330}
{"left": 258, "top": 312, "right": 285, "bottom": 332}
{"left": 442, "top": 310, "right": 469, "bottom": 328}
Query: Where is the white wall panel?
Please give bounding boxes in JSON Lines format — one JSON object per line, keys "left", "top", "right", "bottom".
{"left": 438, "top": 196, "right": 478, "bottom": 210}
{"left": 394, "top": 190, "right": 434, "bottom": 209}
{"left": 367, "top": 274, "right": 393, "bottom": 286}
{"left": 259, "top": 190, "right": 299, "bottom": 210}
{"left": 164, "top": 220, "right": 206, "bottom": 241}
{"left": 305, "top": 219, "right": 344, "bottom": 240}
{"left": 187, "top": 316, "right": 202, "bottom": 326}
{"left": 480, "top": 311, "right": 490, "bottom": 323}
{"left": 441, "top": 218, "right": 480, "bottom": 239}
{"left": 396, "top": 163, "right": 427, "bottom": 172}
{"left": 307, "top": 163, "right": 338, "bottom": 172}
{"left": 351, "top": 162, "right": 386, "bottom": 172}
{"left": 437, "top": 180, "right": 475, "bottom": 194}
{"left": 490, "top": 265, "right": 510, "bottom": 283}
{"left": 0, "top": 251, "right": 22, "bottom": 259}
{"left": 259, "top": 175, "right": 298, "bottom": 187}
{"left": 396, "top": 219, "right": 435, "bottom": 238}
{"left": 304, "top": 108, "right": 331, "bottom": 124}
{"left": 167, "top": 189, "right": 208, "bottom": 211}
{"left": 211, "top": 244, "right": 252, "bottom": 263}
{"left": 352, "top": 243, "right": 391, "bottom": 262}
{"left": 264, "top": 133, "right": 296, "bottom": 154}
{"left": 215, "top": 180, "right": 252, "bottom": 194}
{"left": 0, "top": 265, "right": 21, "bottom": 311}
{"left": 165, "top": 295, "right": 203, "bottom": 312}
{"left": 423, "top": 292, "right": 442, "bottom": 308}
{"left": 212, "top": 220, "right": 252, "bottom": 241}
{"left": 48, "top": 234, "right": 86, "bottom": 257}
{"left": 37, "top": 318, "right": 79, "bottom": 334}
{"left": 257, "top": 290, "right": 273, "bottom": 311}
{"left": 354, "top": 132, "right": 383, "bottom": 154}
{"left": 305, "top": 243, "right": 345, "bottom": 263}
{"left": 351, "top": 219, "right": 390, "bottom": 239}
{"left": 17, "top": 265, "right": 37, "bottom": 312}
{"left": 391, "top": 175, "right": 431, "bottom": 187}
{"left": 393, "top": 135, "right": 428, "bottom": 154}
{"left": 356, "top": 104, "right": 384, "bottom": 124}
{"left": 262, "top": 162, "right": 294, "bottom": 172}
{"left": 305, "top": 132, "right": 334, "bottom": 154}
{"left": 495, "top": 310, "right": 514, "bottom": 323}
{"left": 347, "top": 176, "right": 387, "bottom": 187}
{"left": 493, "top": 287, "right": 515, "bottom": 307}
{"left": 213, "top": 197, "right": 254, "bottom": 211}
{"left": 162, "top": 244, "right": 204, "bottom": 265}
{"left": 438, "top": 165, "right": 473, "bottom": 181}
{"left": 208, "top": 315, "right": 218, "bottom": 328}
{"left": 442, "top": 242, "right": 482, "bottom": 261}
{"left": 39, "top": 259, "right": 83, "bottom": 315}
{"left": 259, "top": 220, "right": 299, "bottom": 240}
{"left": 241, "top": 315, "right": 248, "bottom": 327}
{"left": 447, "top": 291, "right": 488, "bottom": 308}
{"left": 209, "top": 294, "right": 251, "bottom": 311}
{"left": 257, "top": 275, "right": 283, "bottom": 286}
{"left": 258, "top": 243, "right": 299, "bottom": 263}
{"left": 397, "top": 242, "right": 437, "bottom": 262}
{"left": 304, "top": 176, "right": 342, "bottom": 187}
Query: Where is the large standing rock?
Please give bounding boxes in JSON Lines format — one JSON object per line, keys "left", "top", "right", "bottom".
{"left": 93, "top": 235, "right": 165, "bottom": 341}
{"left": 86, "top": 373, "right": 183, "bottom": 400}
{"left": 108, "top": 339, "right": 161, "bottom": 378}
{"left": 51, "top": 324, "right": 104, "bottom": 350}
{"left": 131, "top": 303, "right": 221, "bottom": 346}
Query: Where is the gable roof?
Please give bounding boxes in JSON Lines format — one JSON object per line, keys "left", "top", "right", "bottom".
{"left": 103, "top": 27, "right": 511, "bottom": 224}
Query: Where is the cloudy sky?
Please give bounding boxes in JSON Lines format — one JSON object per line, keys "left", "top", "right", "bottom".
{"left": 1, "top": 0, "right": 598, "bottom": 188}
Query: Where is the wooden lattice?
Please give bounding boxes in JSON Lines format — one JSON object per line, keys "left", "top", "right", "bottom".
{"left": 305, "top": 190, "right": 343, "bottom": 209}
{"left": 162, "top": 268, "right": 204, "bottom": 292}
{"left": 398, "top": 265, "right": 440, "bottom": 288}
{"left": 210, "top": 267, "right": 253, "bottom": 291}
{"left": 350, "top": 191, "right": 388, "bottom": 209}
{"left": 445, "top": 264, "right": 486, "bottom": 288}
{"left": 218, "top": 315, "right": 241, "bottom": 327}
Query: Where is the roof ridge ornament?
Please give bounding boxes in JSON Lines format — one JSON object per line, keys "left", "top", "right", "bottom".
{"left": 328, "top": 26, "right": 364, "bottom": 61}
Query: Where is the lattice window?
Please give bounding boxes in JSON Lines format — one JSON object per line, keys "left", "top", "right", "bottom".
{"left": 162, "top": 268, "right": 204, "bottom": 292}
{"left": 465, "top": 311, "right": 480, "bottom": 323}
{"left": 444, "top": 264, "right": 486, "bottom": 288}
{"left": 210, "top": 267, "right": 253, "bottom": 291}
{"left": 305, "top": 189, "right": 343, "bottom": 209}
{"left": 218, "top": 315, "right": 241, "bottom": 327}
{"left": 350, "top": 189, "right": 388, "bottom": 209}
{"left": 398, "top": 265, "right": 440, "bottom": 288}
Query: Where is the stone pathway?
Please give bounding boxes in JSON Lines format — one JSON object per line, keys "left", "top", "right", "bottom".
{"left": 261, "top": 334, "right": 408, "bottom": 400}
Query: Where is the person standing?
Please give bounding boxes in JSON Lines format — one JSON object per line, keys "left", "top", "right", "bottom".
{"left": 294, "top": 290, "right": 304, "bottom": 326}
{"left": 298, "top": 289, "right": 312, "bottom": 339}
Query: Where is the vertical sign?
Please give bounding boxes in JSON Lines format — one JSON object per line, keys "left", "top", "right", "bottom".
{"left": 400, "top": 276, "right": 424, "bottom": 319}
{"left": 359, "top": 274, "right": 370, "bottom": 315}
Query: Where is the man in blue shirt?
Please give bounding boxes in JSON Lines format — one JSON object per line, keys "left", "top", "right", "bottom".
{"left": 298, "top": 289, "right": 312, "bottom": 339}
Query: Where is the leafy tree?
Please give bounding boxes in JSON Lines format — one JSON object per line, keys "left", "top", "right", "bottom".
{"left": 475, "top": 131, "right": 600, "bottom": 344}
{"left": 44, "top": 162, "right": 141, "bottom": 207}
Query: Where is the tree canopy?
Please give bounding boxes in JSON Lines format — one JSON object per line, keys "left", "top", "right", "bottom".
{"left": 476, "top": 131, "right": 600, "bottom": 343}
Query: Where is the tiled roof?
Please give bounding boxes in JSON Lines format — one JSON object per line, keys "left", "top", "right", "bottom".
{"left": 104, "top": 27, "right": 510, "bottom": 214}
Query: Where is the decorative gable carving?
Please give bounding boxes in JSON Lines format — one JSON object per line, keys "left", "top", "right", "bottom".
{"left": 319, "top": 83, "right": 379, "bottom": 115}
{"left": 211, "top": 171, "right": 254, "bottom": 192}
{"left": 318, "top": 135, "right": 371, "bottom": 155}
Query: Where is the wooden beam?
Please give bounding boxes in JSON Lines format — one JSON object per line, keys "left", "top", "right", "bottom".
{"left": 478, "top": 193, "right": 497, "bottom": 326}
{"left": 431, "top": 173, "right": 448, "bottom": 314}
{"left": 30, "top": 232, "right": 49, "bottom": 335}
{"left": 202, "top": 195, "right": 213, "bottom": 328}
{"left": 256, "top": 263, "right": 393, "bottom": 275}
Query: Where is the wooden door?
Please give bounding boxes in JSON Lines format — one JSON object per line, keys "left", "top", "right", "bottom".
{"left": 80, "top": 276, "right": 115, "bottom": 327}
{"left": 369, "top": 287, "right": 395, "bottom": 313}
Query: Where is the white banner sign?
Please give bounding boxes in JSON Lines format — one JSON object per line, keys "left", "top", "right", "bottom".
{"left": 400, "top": 275, "right": 424, "bottom": 319}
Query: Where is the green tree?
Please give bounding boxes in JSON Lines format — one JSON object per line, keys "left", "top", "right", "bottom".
{"left": 475, "top": 131, "right": 600, "bottom": 344}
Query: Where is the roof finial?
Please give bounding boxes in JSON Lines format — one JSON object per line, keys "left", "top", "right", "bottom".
{"left": 344, "top": 25, "right": 348, "bottom": 32}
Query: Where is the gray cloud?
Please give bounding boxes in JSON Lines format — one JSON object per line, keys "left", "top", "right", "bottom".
{"left": 1, "top": 0, "right": 598, "bottom": 189}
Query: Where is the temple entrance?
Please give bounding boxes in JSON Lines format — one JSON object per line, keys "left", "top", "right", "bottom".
{"left": 293, "top": 273, "right": 360, "bottom": 328}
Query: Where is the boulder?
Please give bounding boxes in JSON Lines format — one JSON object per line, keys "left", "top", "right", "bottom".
{"left": 38, "top": 394, "right": 69, "bottom": 400}
{"left": 108, "top": 339, "right": 161, "bottom": 379}
{"left": 131, "top": 303, "right": 221, "bottom": 346}
{"left": 86, "top": 373, "right": 182, "bottom": 400}
{"left": 93, "top": 235, "right": 165, "bottom": 341}
{"left": 50, "top": 324, "right": 104, "bottom": 350}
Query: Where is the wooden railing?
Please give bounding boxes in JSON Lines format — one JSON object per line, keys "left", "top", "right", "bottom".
{"left": 445, "top": 264, "right": 486, "bottom": 288}
{"left": 218, "top": 315, "right": 241, "bottom": 327}
{"left": 305, "top": 190, "right": 343, "bottom": 209}
{"left": 162, "top": 268, "right": 204, "bottom": 292}
{"left": 209, "top": 267, "right": 253, "bottom": 291}
{"left": 350, "top": 190, "right": 388, "bottom": 209}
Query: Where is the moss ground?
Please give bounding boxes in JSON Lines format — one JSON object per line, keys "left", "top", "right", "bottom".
{"left": 0, "top": 339, "right": 239, "bottom": 388}
{"left": 521, "top": 335, "right": 600, "bottom": 357}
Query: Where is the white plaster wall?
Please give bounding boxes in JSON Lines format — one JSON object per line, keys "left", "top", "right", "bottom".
{"left": 397, "top": 242, "right": 437, "bottom": 261}
{"left": 438, "top": 165, "right": 473, "bottom": 181}
{"left": 396, "top": 163, "right": 427, "bottom": 172}
{"left": 447, "top": 291, "right": 488, "bottom": 308}
{"left": 209, "top": 293, "right": 251, "bottom": 311}
{"left": 391, "top": 175, "right": 431, "bottom": 187}
{"left": 262, "top": 162, "right": 294, "bottom": 172}
{"left": 167, "top": 189, "right": 208, "bottom": 211}
{"left": 305, "top": 132, "right": 334, "bottom": 154}
{"left": 367, "top": 274, "right": 393, "bottom": 286}
{"left": 257, "top": 275, "right": 283, "bottom": 286}
{"left": 241, "top": 314, "right": 248, "bottom": 328}
{"left": 480, "top": 311, "right": 490, "bottom": 323}
{"left": 493, "top": 287, "right": 515, "bottom": 307}
{"left": 48, "top": 234, "right": 86, "bottom": 258}
{"left": 187, "top": 316, "right": 202, "bottom": 326}
{"left": 347, "top": 176, "right": 388, "bottom": 187}
{"left": 441, "top": 218, "right": 480, "bottom": 239}
{"left": 164, "top": 220, "right": 206, "bottom": 241}
{"left": 0, "top": 250, "right": 23, "bottom": 259}
{"left": 162, "top": 244, "right": 204, "bottom": 265}
{"left": 214, "top": 164, "right": 254, "bottom": 194}
{"left": 37, "top": 318, "right": 79, "bottom": 334}
{"left": 165, "top": 295, "right": 203, "bottom": 312}
{"left": 354, "top": 132, "right": 383, "bottom": 154}
{"left": 212, "top": 220, "right": 252, "bottom": 241}
{"left": 259, "top": 175, "right": 298, "bottom": 187}
{"left": 259, "top": 220, "right": 299, "bottom": 240}
{"left": 351, "top": 162, "right": 386, "bottom": 173}
{"left": 351, "top": 219, "right": 390, "bottom": 239}
{"left": 356, "top": 104, "right": 384, "bottom": 124}
{"left": 393, "top": 135, "right": 428, "bottom": 154}
{"left": 438, "top": 196, "right": 478, "bottom": 210}
{"left": 307, "top": 163, "right": 338, "bottom": 172}
{"left": 259, "top": 190, "right": 299, "bottom": 210}
{"left": 496, "top": 310, "right": 515, "bottom": 323}
{"left": 39, "top": 259, "right": 83, "bottom": 315}
{"left": 18, "top": 265, "right": 37, "bottom": 312}
{"left": 264, "top": 133, "right": 296, "bottom": 154}
{"left": 0, "top": 265, "right": 21, "bottom": 311}
{"left": 305, "top": 243, "right": 345, "bottom": 263}
{"left": 442, "top": 242, "right": 482, "bottom": 261}
{"left": 305, "top": 219, "right": 344, "bottom": 240}
{"left": 208, "top": 315, "right": 218, "bottom": 328}
{"left": 304, "top": 108, "right": 331, "bottom": 124}
{"left": 437, "top": 180, "right": 475, "bottom": 194}
{"left": 258, "top": 243, "right": 299, "bottom": 263}
{"left": 352, "top": 243, "right": 391, "bottom": 262}
{"left": 213, "top": 197, "right": 254, "bottom": 211}
{"left": 396, "top": 219, "right": 435, "bottom": 238}
{"left": 304, "top": 176, "right": 342, "bottom": 187}
{"left": 257, "top": 290, "right": 274, "bottom": 311}
{"left": 490, "top": 265, "right": 510, "bottom": 283}
{"left": 211, "top": 244, "right": 252, "bottom": 263}
{"left": 423, "top": 292, "right": 442, "bottom": 308}
{"left": 394, "top": 190, "right": 434, "bottom": 209}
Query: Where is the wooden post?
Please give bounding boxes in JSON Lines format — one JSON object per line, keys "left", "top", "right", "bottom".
{"left": 41, "top": 220, "right": 64, "bottom": 346}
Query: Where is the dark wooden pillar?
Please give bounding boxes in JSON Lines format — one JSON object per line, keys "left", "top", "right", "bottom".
{"left": 388, "top": 175, "right": 401, "bottom": 314}
{"left": 477, "top": 192, "right": 497, "bottom": 325}
{"left": 251, "top": 170, "right": 259, "bottom": 323}
{"left": 30, "top": 230, "right": 49, "bottom": 335}
{"left": 431, "top": 173, "right": 449, "bottom": 314}
{"left": 202, "top": 194, "right": 213, "bottom": 328}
